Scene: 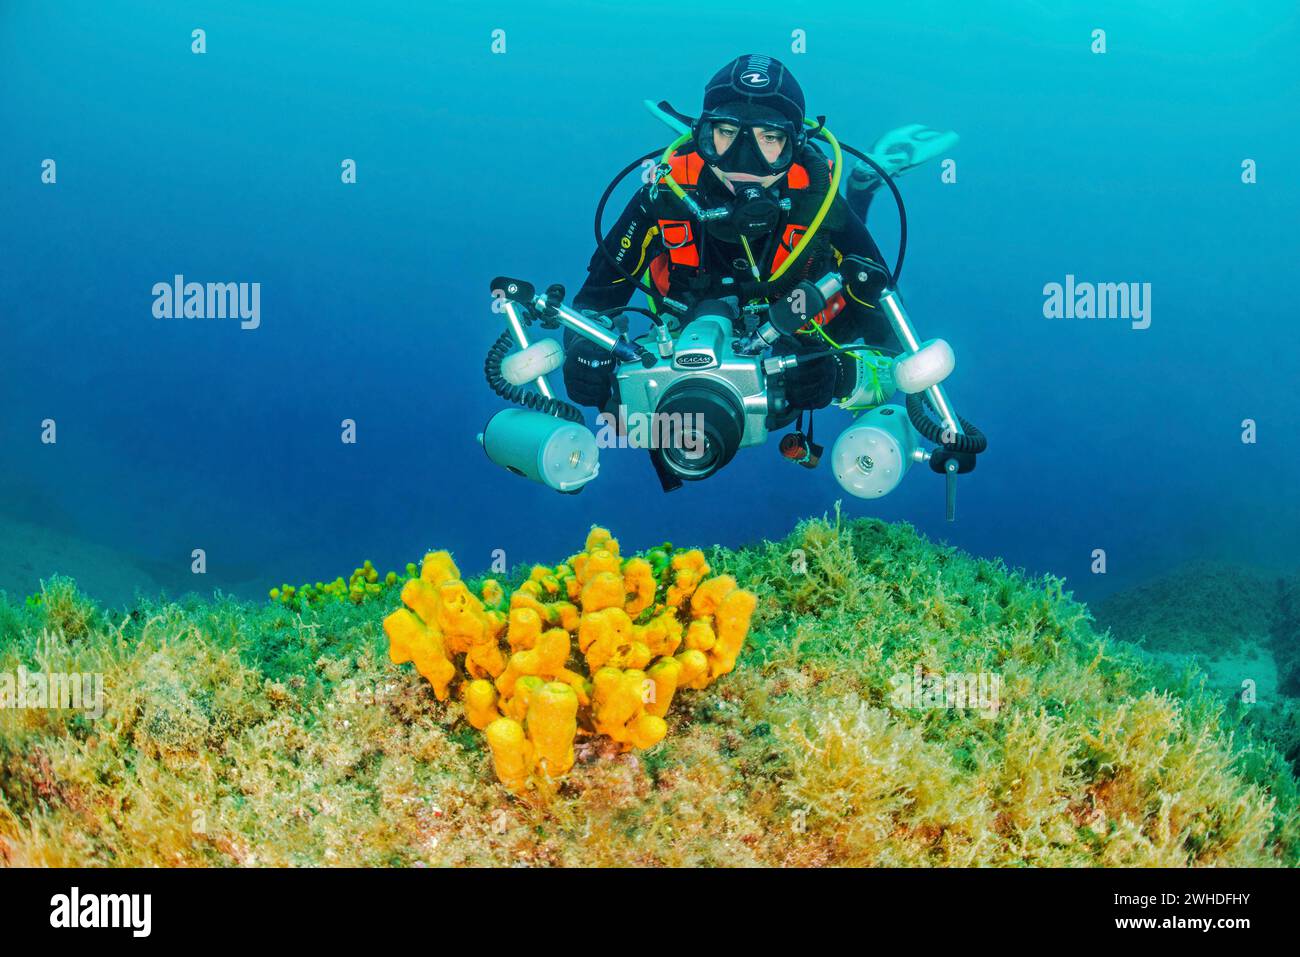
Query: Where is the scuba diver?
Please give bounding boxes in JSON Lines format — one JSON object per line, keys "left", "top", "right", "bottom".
{"left": 477, "top": 51, "right": 982, "bottom": 506}
{"left": 563, "top": 53, "right": 956, "bottom": 416}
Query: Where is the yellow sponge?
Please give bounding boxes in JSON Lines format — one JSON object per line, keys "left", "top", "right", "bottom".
{"left": 464, "top": 679, "right": 502, "bottom": 730}
{"left": 528, "top": 682, "right": 578, "bottom": 777}
{"left": 645, "top": 657, "right": 682, "bottom": 719}
{"left": 592, "top": 667, "right": 667, "bottom": 750}
{"left": 485, "top": 718, "right": 534, "bottom": 791}
{"left": 384, "top": 526, "right": 757, "bottom": 789}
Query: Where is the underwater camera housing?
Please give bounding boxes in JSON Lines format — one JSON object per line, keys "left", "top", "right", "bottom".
{"left": 615, "top": 297, "right": 778, "bottom": 483}
{"left": 479, "top": 274, "right": 986, "bottom": 515}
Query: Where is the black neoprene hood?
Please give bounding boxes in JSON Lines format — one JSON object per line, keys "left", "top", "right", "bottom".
{"left": 702, "top": 54, "right": 806, "bottom": 128}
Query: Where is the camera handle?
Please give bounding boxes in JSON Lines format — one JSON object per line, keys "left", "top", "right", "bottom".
{"left": 492, "top": 276, "right": 651, "bottom": 366}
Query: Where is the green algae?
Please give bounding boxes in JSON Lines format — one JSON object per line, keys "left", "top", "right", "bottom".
{"left": 0, "top": 514, "right": 1296, "bottom": 867}
{"left": 1093, "top": 560, "right": 1275, "bottom": 657}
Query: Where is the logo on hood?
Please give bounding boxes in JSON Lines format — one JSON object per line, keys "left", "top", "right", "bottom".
{"left": 739, "top": 70, "right": 770, "bottom": 89}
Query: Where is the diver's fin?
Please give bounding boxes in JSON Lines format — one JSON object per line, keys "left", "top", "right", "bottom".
{"left": 844, "top": 123, "right": 960, "bottom": 212}
{"left": 644, "top": 99, "right": 693, "bottom": 137}
{"left": 866, "top": 123, "right": 959, "bottom": 178}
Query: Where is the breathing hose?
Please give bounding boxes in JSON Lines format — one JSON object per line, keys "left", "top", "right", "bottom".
{"left": 833, "top": 141, "right": 908, "bottom": 286}
{"left": 593, "top": 149, "right": 675, "bottom": 317}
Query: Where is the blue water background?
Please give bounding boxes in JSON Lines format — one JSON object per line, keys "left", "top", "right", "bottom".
{"left": 2, "top": 0, "right": 1297, "bottom": 607}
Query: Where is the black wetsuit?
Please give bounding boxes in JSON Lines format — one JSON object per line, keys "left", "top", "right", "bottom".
{"left": 573, "top": 156, "right": 902, "bottom": 353}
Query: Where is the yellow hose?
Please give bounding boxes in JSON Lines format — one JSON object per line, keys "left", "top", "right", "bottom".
{"left": 654, "top": 123, "right": 844, "bottom": 283}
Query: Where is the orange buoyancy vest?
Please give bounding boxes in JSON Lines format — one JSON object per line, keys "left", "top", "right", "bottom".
{"left": 649, "top": 151, "right": 847, "bottom": 329}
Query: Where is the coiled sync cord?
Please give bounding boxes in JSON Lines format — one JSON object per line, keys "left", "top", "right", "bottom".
{"left": 905, "top": 390, "right": 987, "bottom": 455}
{"left": 484, "top": 330, "right": 585, "bottom": 423}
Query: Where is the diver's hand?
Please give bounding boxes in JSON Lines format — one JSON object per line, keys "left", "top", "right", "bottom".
{"left": 563, "top": 336, "right": 615, "bottom": 408}
{"left": 782, "top": 341, "right": 838, "bottom": 410}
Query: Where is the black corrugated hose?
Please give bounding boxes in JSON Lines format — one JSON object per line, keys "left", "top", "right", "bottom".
{"left": 906, "top": 390, "right": 987, "bottom": 455}
{"left": 484, "top": 330, "right": 585, "bottom": 423}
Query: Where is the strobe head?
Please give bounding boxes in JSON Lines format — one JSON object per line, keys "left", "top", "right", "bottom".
{"left": 480, "top": 408, "right": 599, "bottom": 492}
{"left": 830, "top": 404, "right": 918, "bottom": 499}
{"left": 653, "top": 378, "right": 745, "bottom": 481}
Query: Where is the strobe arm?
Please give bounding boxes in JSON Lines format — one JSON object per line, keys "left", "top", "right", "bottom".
{"left": 491, "top": 276, "right": 648, "bottom": 365}
{"left": 874, "top": 287, "right": 987, "bottom": 522}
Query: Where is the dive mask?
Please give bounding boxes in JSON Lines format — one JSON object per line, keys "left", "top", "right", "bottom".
{"left": 693, "top": 104, "right": 803, "bottom": 177}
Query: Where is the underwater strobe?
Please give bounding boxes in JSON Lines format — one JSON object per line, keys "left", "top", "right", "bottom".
{"left": 829, "top": 287, "right": 985, "bottom": 520}
{"left": 477, "top": 278, "right": 611, "bottom": 493}
{"left": 476, "top": 272, "right": 986, "bottom": 519}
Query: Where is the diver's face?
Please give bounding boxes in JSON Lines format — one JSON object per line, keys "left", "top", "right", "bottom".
{"left": 712, "top": 122, "right": 788, "bottom": 166}
{"left": 709, "top": 123, "right": 788, "bottom": 193}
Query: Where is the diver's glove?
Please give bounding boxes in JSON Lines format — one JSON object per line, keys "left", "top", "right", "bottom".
{"left": 782, "top": 343, "right": 839, "bottom": 410}
{"left": 562, "top": 325, "right": 616, "bottom": 408}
